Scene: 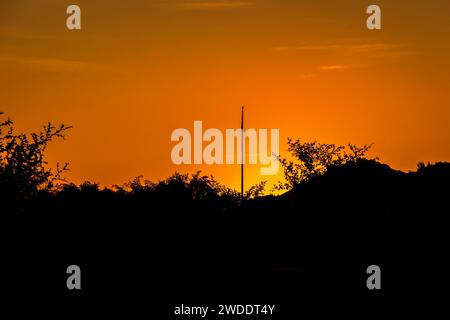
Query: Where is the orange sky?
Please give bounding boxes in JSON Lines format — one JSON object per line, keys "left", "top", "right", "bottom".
{"left": 1, "top": 0, "right": 450, "bottom": 191}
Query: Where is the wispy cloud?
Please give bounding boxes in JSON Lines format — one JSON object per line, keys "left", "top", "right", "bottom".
{"left": 0, "top": 56, "right": 88, "bottom": 71}
{"left": 176, "top": 0, "right": 253, "bottom": 9}
{"left": 318, "top": 65, "right": 349, "bottom": 71}
{"left": 273, "top": 41, "right": 412, "bottom": 78}
{"left": 271, "top": 42, "right": 415, "bottom": 60}
{"left": 0, "top": 26, "right": 53, "bottom": 41}
{"left": 271, "top": 43, "right": 399, "bottom": 52}
{"left": 298, "top": 65, "right": 350, "bottom": 79}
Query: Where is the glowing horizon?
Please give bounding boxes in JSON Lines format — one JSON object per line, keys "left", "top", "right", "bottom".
{"left": 1, "top": 0, "right": 449, "bottom": 191}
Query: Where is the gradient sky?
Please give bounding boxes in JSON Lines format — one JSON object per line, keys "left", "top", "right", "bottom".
{"left": 1, "top": 0, "right": 450, "bottom": 191}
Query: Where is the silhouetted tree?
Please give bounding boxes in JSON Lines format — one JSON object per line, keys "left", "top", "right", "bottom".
{"left": 79, "top": 181, "right": 100, "bottom": 193}
{"left": 0, "top": 112, "right": 71, "bottom": 210}
{"left": 274, "top": 138, "right": 373, "bottom": 191}
{"left": 244, "top": 181, "right": 267, "bottom": 199}
{"left": 119, "top": 171, "right": 267, "bottom": 208}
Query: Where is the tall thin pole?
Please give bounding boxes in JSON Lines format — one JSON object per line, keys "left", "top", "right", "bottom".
{"left": 241, "top": 106, "right": 244, "bottom": 198}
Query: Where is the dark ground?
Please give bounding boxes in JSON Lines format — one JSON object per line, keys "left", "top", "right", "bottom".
{"left": 14, "top": 159, "right": 449, "bottom": 317}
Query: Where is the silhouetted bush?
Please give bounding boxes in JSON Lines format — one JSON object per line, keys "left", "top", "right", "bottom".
{"left": 1, "top": 112, "right": 71, "bottom": 211}
{"left": 274, "top": 138, "right": 373, "bottom": 190}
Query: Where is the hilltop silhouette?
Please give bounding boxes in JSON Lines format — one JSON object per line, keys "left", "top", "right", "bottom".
{"left": 9, "top": 113, "right": 449, "bottom": 312}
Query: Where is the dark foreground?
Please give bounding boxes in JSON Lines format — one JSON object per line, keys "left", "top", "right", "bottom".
{"left": 14, "top": 160, "right": 449, "bottom": 317}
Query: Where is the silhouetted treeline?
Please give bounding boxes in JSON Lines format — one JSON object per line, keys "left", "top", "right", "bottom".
{"left": 10, "top": 113, "right": 449, "bottom": 306}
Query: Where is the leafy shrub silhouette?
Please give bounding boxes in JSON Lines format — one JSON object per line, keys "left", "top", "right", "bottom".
{"left": 0, "top": 112, "right": 71, "bottom": 210}
{"left": 274, "top": 138, "right": 373, "bottom": 190}
{"left": 118, "top": 171, "right": 266, "bottom": 207}
{"left": 12, "top": 114, "right": 449, "bottom": 299}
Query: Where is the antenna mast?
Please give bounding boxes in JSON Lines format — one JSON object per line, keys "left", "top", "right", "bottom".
{"left": 241, "top": 106, "right": 244, "bottom": 198}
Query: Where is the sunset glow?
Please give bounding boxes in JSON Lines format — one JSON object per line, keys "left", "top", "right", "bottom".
{"left": 1, "top": 0, "right": 449, "bottom": 191}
